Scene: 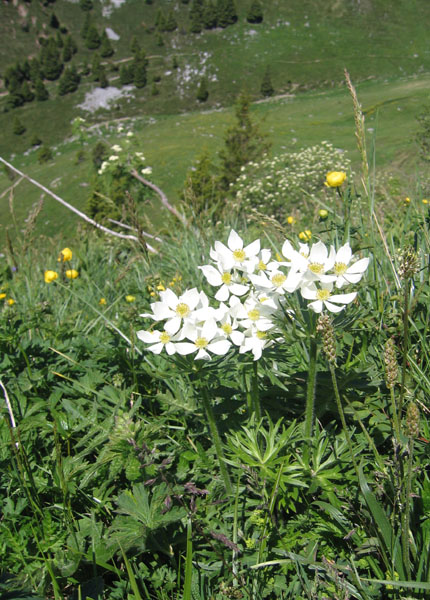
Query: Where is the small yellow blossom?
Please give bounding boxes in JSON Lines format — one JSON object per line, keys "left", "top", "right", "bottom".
{"left": 423, "top": 199, "right": 429, "bottom": 204}
{"left": 58, "top": 247, "right": 73, "bottom": 262}
{"left": 44, "top": 270, "right": 58, "bottom": 283}
{"left": 150, "top": 291, "right": 156, "bottom": 297}
{"left": 325, "top": 171, "right": 347, "bottom": 187}
{"left": 286, "top": 215, "right": 295, "bottom": 225}
{"left": 0, "top": 293, "right": 6, "bottom": 300}
{"left": 404, "top": 197, "right": 411, "bottom": 204}
{"left": 99, "top": 298, "right": 107, "bottom": 305}
{"left": 7, "top": 298, "right": 15, "bottom": 306}
{"left": 319, "top": 209, "right": 329, "bottom": 219}
{"left": 156, "top": 283, "right": 166, "bottom": 291}
{"left": 65, "top": 269, "right": 79, "bottom": 279}
{"left": 299, "top": 230, "right": 312, "bottom": 242}
{"left": 125, "top": 295, "right": 136, "bottom": 303}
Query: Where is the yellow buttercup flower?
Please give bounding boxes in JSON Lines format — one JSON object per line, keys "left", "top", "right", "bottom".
{"left": 156, "top": 283, "right": 166, "bottom": 291}
{"left": 99, "top": 298, "right": 107, "bottom": 305}
{"left": 65, "top": 269, "right": 79, "bottom": 279}
{"left": 0, "top": 293, "right": 6, "bottom": 300}
{"left": 299, "top": 230, "right": 312, "bottom": 242}
{"left": 44, "top": 270, "right": 58, "bottom": 283}
{"left": 286, "top": 215, "right": 295, "bottom": 225}
{"left": 125, "top": 295, "right": 136, "bottom": 303}
{"left": 325, "top": 171, "right": 347, "bottom": 187}
{"left": 7, "top": 298, "right": 15, "bottom": 306}
{"left": 58, "top": 247, "right": 73, "bottom": 262}
{"left": 404, "top": 197, "right": 411, "bottom": 204}
{"left": 422, "top": 199, "right": 429, "bottom": 204}
{"left": 319, "top": 209, "right": 329, "bottom": 219}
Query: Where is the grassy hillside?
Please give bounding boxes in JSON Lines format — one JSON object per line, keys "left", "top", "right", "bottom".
{"left": 1, "top": 72, "right": 429, "bottom": 246}
{"left": 2, "top": 0, "right": 430, "bottom": 157}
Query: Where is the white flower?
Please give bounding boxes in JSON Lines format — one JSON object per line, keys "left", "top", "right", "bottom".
{"left": 300, "top": 282, "right": 357, "bottom": 313}
{"left": 230, "top": 295, "right": 275, "bottom": 331}
{"left": 111, "top": 144, "right": 122, "bottom": 153}
{"left": 140, "top": 288, "right": 201, "bottom": 334}
{"left": 126, "top": 131, "right": 134, "bottom": 137}
{"left": 332, "top": 244, "right": 370, "bottom": 288}
{"left": 136, "top": 329, "right": 180, "bottom": 355}
{"left": 249, "top": 266, "right": 303, "bottom": 295}
{"left": 215, "top": 302, "right": 245, "bottom": 346}
{"left": 175, "top": 319, "right": 231, "bottom": 360}
{"left": 239, "top": 326, "right": 272, "bottom": 360}
{"left": 109, "top": 155, "right": 119, "bottom": 161}
{"left": 199, "top": 263, "right": 249, "bottom": 301}
{"left": 210, "top": 229, "right": 260, "bottom": 272}
{"left": 283, "top": 239, "right": 336, "bottom": 284}
{"left": 141, "top": 166, "right": 153, "bottom": 175}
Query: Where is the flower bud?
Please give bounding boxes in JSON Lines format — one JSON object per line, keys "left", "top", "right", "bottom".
{"left": 405, "top": 402, "right": 420, "bottom": 438}
{"left": 316, "top": 314, "right": 336, "bottom": 364}
{"left": 384, "top": 337, "right": 398, "bottom": 389}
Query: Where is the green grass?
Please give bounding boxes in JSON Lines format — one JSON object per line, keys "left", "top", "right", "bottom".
{"left": 1, "top": 72, "right": 429, "bottom": 245}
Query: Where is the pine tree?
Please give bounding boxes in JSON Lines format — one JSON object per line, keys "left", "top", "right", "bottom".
{"left": 100, "top": 31, "right": 114, "bottom": 57}
{"left": 181, "top": 151, "right": 221, "bottom": 221}
{"left": 91, "top": 53, "right": 101, "bottom": 80}
{"left": 13, "top": 116, "right": 26, "bottom": 135}
{"left": 80, "top": 0, "right": 93, "bottom": 10}
{"left": 165, "top": 10, "right": 178, "bottom": 32}
{"left": 81, "top": 12, "right": 91, "bottom": 39}
{"left": 50, "top": 12, "right": 60, "bottom": 28}
{"left": 217, "top": 0, "right": 237, "bottom": 28}
{"left": 40, "top": 37, "right": 63, "bottom": 80}
{"left": 80, "top": 60, "right": 90, "bottom": 76}
{"left": 133, "top": 57, "right": 147, "bottom": 88}
{"left": 189, "top": 0, "right": 204, "bottom": 33}
{"left": 35, "top": 78, "right": 49, "bottom": 101}
{"left": 58, "top": 65, "right": 80, "bottom": 95}
{"left": 99, "top": 65, "right": 108, "bottom": 88}
{"left": 20, "top": 80, "right": 35, "bottom": 102}
{"left": 55, "top": 31, "right": 63, "bottom": 48}
{"left": 260, "top": 66, "right": 274, "bottom": 97}
{"left": 130, "top": 36, "right": 141, "bottom": 55}
{"left": 218, "top": 91, "right": 271, "bottom": 191}
{"left": 203, "top": 0, "right": 218, "bottom": 29}
{"left": 155, "top": 10, "right": 167, "bottom": 32}
{"left": 86, "top": 24, "right": 101, "bottom": 49}
{"left": 197, "top": 77, "right": 209, "bottom": 102}
{"left": 119, "top": 64, "right": 134, "bottom": 85}
{"left": 63, "top": 35, "right": 78, "bottom": 62}
{"left": 29, "top": 58, "right": 41, "bottom": 82}
{"left": 246, "top": 0, "right": 263, "bottom": 23}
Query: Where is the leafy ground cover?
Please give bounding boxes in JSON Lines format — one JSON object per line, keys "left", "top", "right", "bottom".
{"left": 1, "top": 82, "right": 430, "bottom": 599}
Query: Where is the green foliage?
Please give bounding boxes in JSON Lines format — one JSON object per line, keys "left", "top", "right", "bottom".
{"left": 79, "top": 0, "right": 93, "bottom": 11}
{"left": 58, "top": 65, "right": 80, "bottom": 96}
{"left": 100, "top": 31, "right": 114, "bottom": 58}
{"left": 37, "top": 144, "right": 53, "bottom": 163}
{"left": 416, "top": 104, "right": 430, "bottom": 162}
{"left": 40, "top": 37, "right": 63, "bottom": 81}
{"left": 260, "top": 65, "right": 274, "bottom": 97}
{"left": 247, "top": 0, "right": 263, "bottom": 23}
{"left": 85, "top": 23, "right": 101, "bottom": 50}
{"left": 13, "top": 116, "right": 26, "bottom": 135}
{"left": 196, "top": 76, "right": 209, "bottom": 102}
{"left": 218, "top": 90, "right": 271, "bottom": 191}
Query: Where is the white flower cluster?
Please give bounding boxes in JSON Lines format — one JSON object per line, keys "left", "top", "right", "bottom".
{"left": 137, "top": 230, "right": 369, "bottom": 362}
{"left": 234, "top": 142, "right": 352, "bottom": 221}
{"left": 98, "top": 144, "right": 151, "bottom": 176}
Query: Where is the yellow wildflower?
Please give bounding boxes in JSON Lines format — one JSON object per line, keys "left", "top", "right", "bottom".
{"left": 404, "top": 197, "right": 411, "bottom": 204}
{"left": 7, "top": 298, "right": 15, "bottom": 306}
{"left": 44, "top": 270, "right": 58, "bottom": 283}
{"left": 99, "top": 298, "right": 107, "bottom": 305}
{"left": 125, "top": 295, "right": 136, "bottom": 303}
{"left": 58, "top": 247, "right": 73, "bottom": 262}
{"left": 286, "top": 216, "right": 295, "bottom": 225}
{"left": 319, "top": 209, "right": 329, "bottom": 219}
{"left": 325, "top": 171, "right": 347, "bottom": 187}
{"left": 0, "top": 293, "right": 6, "bottom": 300}
{"left": 422, "top": 199, "right": 429, "bottom": 204}
{"left": 299, "top": 230, "right": 312, "bottom": 242}
{"left": 156, "top": 283, "right": 166, "bottom": 291}
{"left": 65, "top": 269, "right": 79, "bottom": 279}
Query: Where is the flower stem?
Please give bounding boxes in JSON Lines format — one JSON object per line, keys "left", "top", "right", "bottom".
{"left": 251, "top": 361, "right": 261, "bottom": 421}
{"left": 329, "top": 363, "right": 359, "bottom": 479}
{"left": 401, "top": 438, "right": 414, "bottom": 579}
{"left": 200, "top": 387, "right": 232, "bottom": 495}
{"left": 399, "top": 282, "right": 410, "bottom": 425}
{"left": 304, "top": 336, "right": 318, "bottom": 443}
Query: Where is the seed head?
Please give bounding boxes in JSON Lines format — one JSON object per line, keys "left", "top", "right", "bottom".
{"left": 316, "top": 314, "right": 336, "bottom": 364}
{"left": 405, "top": 402, "right": 420, "bottom": 438}
{"left": 384, "top": 338, "right": 398, "bottom": 389}
{"left": 397, "top": 246, "right": 420, "bottom": 281}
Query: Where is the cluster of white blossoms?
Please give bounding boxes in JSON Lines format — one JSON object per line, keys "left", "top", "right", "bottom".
{"left": 98, "top": 145, "right": 151, "bottom": 176}
{"left": 137, "top": 230, "right": 369, "bottom": 361}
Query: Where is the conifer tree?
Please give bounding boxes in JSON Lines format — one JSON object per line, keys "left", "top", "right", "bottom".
{"left": 247, "top": 0, "right": 263, "bottom": 23}
{"left": 81, "top": 60, "right": 90, "bottom": 76}
{"left": 50, "top": 12, "right": 60, "bottom": 28}
{"left": 40, "top": 37, "right": 63, "bottom": 80}
{"left": 217, "top": 0, "right": 237, "bottom": 28}
{"left": 98, "top": 65, "right": 108, "bottom": 88}
{"left": 189, "top": 0, "right": 204, "bottom": 33}
{"left": 197, "top": 77, "right": 209, "bottom": 102}
{"left": 58, "top": 65, "right": 80, "bottom": 95}
{"left": 260, "top": 66, "right": 274, "bottom": 97}
{"left": 86, "top": 24, "right": 101, "bottom": 49}
{"left": 35, "top": 78, "right": 49, "bottom": 101}
{"left": 155, "top": 10, "right": 167, "bottom": 32}
{"left": 119, "top": 64, "right": 134, "bottom": 86}
{"left": 182, "top": 151, "right": 220, "bottom": 219}
{"left": 91, "top": 53, "right": 102, "bottom": 81}
{"left": 203, "top": 0, "right": 218, "bottom": 29}
{"left": 165, "top": 10, "right": 178, "bottom": 32}
{"left": 29, "top": 58, "right": 41, "bottom": 82}
{"left": 13, "top": 116, "right": 26, "bottom": 135}
{"left": 100, "top": 31, "right": 114, "bottom": 57}
{"left": 20, "top": 80, "right": 35, "bottom": 102}
{"left": 218, "top": 91, "right": 270, "bottom": 191}
{"left": 133, "top": 56, "right": 147, "bottom": 88}
{"left": 130, "top": 36, "right": 141, "bottom": 55}
{"left": 81, "top": 12, "right": 91, "bottom": 39}
{"left": 80, "top": 0, "right": 93, "bottom": 11}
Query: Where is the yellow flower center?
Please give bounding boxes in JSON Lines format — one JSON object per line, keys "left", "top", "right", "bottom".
{"left": 334, "top": 262, "right": 347, "bottom": 275}
{"left": 316, "top": 289, "right": 331, "bottom": 301}
{"left": 308, "top": 262, "right": 324, "bottom": 274}
{"left": 221, "top": 272, "right": 232, "bottom": 285}
{"left": 271, "top": 273, "right": 286, "bottom": 287}
{"left": 259, "top": 296, "right": 268, "bottom": 303}
{"left": 256, "top": 331, "right": 267, "bottom": 339}
{"left": 222, "top": 323, "right": 233, "bottom": 335}
{"left": 247, "top": 309, "right": 260, "bottom": 321}
{"left": 233, "top": 249, "right": 246, "bottom": 262}
{"left": 195, "top": 337, "right": 208, "bottom": 349}
{"left": 257, "top": 260, "right": 267, "bottom": 270}
{"left": 159, "top": 332, "right": 171, "bottom": 344}
{"left": 176, "top": 302, "right": 190, "bottom": 318}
